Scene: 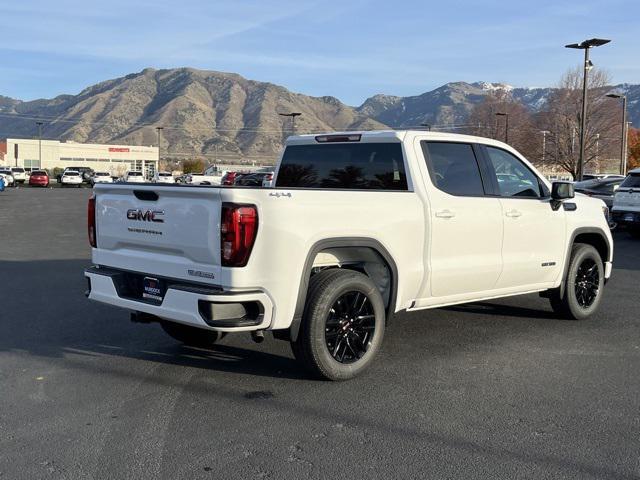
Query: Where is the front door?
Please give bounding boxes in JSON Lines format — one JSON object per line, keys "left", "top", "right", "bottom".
{"left": 482, "top": 145, "right": 566, "bottom": 288}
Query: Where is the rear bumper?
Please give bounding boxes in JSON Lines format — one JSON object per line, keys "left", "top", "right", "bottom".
{"left": 85, "top": 266, "right": 273, "bottom": 332}
{"left": 611, "top": 209, "right": 640, "bottom": 225}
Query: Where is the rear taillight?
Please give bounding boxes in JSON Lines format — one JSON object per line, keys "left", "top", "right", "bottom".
{"left": 221, "top": 203, "right": 258, "bottom": 267}
{"left": 88, "top": 195, "right": 97, "bottom": 248}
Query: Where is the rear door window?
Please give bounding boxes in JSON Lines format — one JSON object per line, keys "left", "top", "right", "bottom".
{"left": 421, "top": 142, "right": 485, "bottom": 196}
{"left": 276, "top": 142, "right": 408, "bottom": 190}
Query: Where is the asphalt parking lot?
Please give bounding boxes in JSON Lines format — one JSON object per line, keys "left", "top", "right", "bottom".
{"left": 1, "top": 187, "right": 639, "bottom": 480}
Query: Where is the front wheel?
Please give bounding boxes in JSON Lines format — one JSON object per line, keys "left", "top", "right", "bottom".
{"left": 549, "top": 243, "right": 604, "bottom": 320}
{"left": 291, "top": 269, "right": 386, "bottom": 381}
{"left": 160, "top": 321, "right": 223, "bottom": 348}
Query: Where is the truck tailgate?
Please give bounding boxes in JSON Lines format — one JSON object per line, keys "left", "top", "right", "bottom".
{"left": 92, "top": 184, "right": 223, "bottom": 283}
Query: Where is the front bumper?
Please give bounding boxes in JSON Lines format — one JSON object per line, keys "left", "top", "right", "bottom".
{"left": 85, "top": 266, "right": 273, "bottom": 332}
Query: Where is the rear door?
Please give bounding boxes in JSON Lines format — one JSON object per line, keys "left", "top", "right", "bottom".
{"left": 93, "top": 184, "right": 223, "bottom": 282}
{"left": 480, "top": 145, "right": 566, "bottom": 287}
{"left": 420, "top": 141, "right": 503, "bottom": 297}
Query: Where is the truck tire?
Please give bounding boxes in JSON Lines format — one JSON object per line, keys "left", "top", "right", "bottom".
{"left": 160, "top": 321, "right": 222, "bottom": 348}
{"left": 549, "top": 243, "right": 604, "bottom": 320}
{"left": 291, "top": 269, "right": 386, "bottom": 381}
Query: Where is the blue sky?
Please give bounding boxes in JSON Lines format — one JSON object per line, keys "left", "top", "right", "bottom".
{"left": 1, "top": 0, "right": 638, "bottom": 106}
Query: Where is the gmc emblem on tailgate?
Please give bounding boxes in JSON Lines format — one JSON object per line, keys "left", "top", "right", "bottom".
{"left": 126, "top": 209, "right": 164, "bottom": 223}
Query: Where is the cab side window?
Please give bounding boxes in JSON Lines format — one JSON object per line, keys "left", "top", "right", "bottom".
{"left": 421, "top": 142, "right": 485, "bottom": 196}
{"left": 486, "top": 147, "right": 542, "bottom": 198}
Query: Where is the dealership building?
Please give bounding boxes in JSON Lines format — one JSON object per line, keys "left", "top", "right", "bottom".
{"left": 0, "top": 138, "right": 159, "bottom": 177}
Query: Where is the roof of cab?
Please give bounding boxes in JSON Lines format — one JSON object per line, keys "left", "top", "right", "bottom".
{"left": 285, "top": 130, "right": 511, "bottom": 148}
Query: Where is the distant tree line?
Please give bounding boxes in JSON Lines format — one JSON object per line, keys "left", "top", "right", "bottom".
{"left": 466, "top": 67, "right": 632, "bottom": 178}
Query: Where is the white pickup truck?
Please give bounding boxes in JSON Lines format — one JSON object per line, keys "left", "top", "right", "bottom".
{"left": 85, "top": 131, "right": 613, "bottom": 380}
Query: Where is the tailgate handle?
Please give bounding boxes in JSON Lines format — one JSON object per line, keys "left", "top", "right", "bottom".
{"left": 134, "top": 190, "right": 158, "bottom": 201}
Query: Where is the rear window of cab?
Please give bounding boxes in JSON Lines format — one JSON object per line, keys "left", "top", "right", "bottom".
{"left": 276, "top": 142, "right": 408, "bottom": 190}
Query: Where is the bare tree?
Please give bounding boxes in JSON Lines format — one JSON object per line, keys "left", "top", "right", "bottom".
{"left": 467, "top": 90, "right": 539, "bottom": 161}
{"left": 537, "top": 67, "right": 618, "bottom": 178}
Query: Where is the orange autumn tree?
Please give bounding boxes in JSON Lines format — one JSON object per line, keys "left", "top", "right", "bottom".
{"left": 629, "top": 128, "right": 640, "bottom": 170}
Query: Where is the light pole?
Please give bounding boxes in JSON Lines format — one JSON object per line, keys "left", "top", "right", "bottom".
{"left": 565, "top": 38, "right": 611, "bottom": 181}
{"left": 606, "top": 93, "right": 628, "bottom": 175}
{"left": 595, "top": 133, "right": 600, "bottom": 172}
{"left": 36, "top": 121, "right": 44, "bottom": 169}
{"left": 155, "top": 126, "right": 164, "bottom": 178}
{"left": 495, "top": 112, "right": 509, "bottom": 143}
{"left": 278, "top": 112, "right": 302, "bottom": 135}
{"left": 420, "top": 122, "right": 432, "bottom": 131}
{"left": 541, "top": 130, "right": 550, "bottom": 174}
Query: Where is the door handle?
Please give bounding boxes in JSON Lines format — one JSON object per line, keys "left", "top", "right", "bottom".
{"left": 505, "top": 210, "right": 522, "bottom": 218}
{"left": 435, "top": 209, "right": 455, "bottom": 219}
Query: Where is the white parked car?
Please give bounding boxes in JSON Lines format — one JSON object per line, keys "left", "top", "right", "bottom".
{"left": 185, "top": 172, "right": 221, "bottom": 185}
{"left": 611, "top": 167, "right": 640, "bottom": 236}
{"left": 10, "top": 167, "right": 27, "bottom": 184}
{"left": 0, "top": 169, "right": 15, "bottom": 187}
{"left": 153, "top": 172, "right": 175, "bottom": 184}
{"left": 86, "top": 130, "right": 613, "bottom": 380}
{"left": 124, "top": 171, "right": 146, "bottom": 183}
{"left": 61, "top": 170, "right": 83, "bottom": 187}
{"left": 261, "top": 171, "right": 275, "bottom": 187}
{"left": 92, "top": 172, "right": 113, "bottom": 185}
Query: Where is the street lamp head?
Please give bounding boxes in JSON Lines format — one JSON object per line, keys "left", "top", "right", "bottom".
{"left": 279, "top": 112, "right": 302, "bottom": 118}
{"left": 495, "top": 112, "right": 508, "bottom": 117}
{"left": 606, "top": 93, "right": 625, "bottom": 99}
{"left": 565, "top": 38, "right": 611, "bottom": 49}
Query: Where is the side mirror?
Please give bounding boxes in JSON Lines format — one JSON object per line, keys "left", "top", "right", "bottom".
{"left": 551, "top": 181, "right": 574, "bottom": 200}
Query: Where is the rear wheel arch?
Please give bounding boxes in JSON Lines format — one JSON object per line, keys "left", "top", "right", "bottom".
{"left": 286, "top": 238, "right": 399, "bottom": 342}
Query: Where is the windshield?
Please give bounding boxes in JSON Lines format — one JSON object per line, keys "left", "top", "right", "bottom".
{"left": 65, "top": 172, "right": 79, "bottom": 176}
{"left": 96, "top": 172, "right": 109, "bottom": 176}
{"left": 32, "top": 171, "right": 47, "bottom": 175}
{"left": 158, "top": 173, "right": 172, "bottom": 177}
{"left": 128, "top": 172, "right": 143, "bottom": 176}
{"left": 620, "top": 173, "right": 640, "bottom": 189}
{"left": 11, "top": 168, "right": 25, "bottom": 173}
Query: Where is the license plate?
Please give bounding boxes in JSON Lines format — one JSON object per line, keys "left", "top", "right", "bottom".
{"left": 142, "top": 276, "right": 164, "bottom": 302}
{"left": 624, "top": 214, "right": 635, "bottom": 222}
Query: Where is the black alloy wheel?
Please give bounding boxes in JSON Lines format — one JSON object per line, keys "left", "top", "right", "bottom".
{"left": 574, "top": 258, "right": 599, "bottom": 308}
{"left": 549, "top": 243, "right": 604, "bottom": 320}
{"left": 325, "top": 291, "right": 376, "bottom": 364}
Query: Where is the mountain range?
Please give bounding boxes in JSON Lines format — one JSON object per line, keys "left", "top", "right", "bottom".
{"left": 0, "top": 68, "right": 637, "bottom": 161}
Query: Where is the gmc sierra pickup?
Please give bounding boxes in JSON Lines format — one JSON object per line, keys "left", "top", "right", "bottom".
{"left": 85, "top": 131, "right": 613, "bottom": 380}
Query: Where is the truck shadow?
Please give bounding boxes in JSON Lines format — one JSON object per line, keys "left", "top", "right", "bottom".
{"left": 442, "top": 301, "right": 560, "bottom": 320}
{"left": 0, "top": 259, "right": 307, "bottom": 380}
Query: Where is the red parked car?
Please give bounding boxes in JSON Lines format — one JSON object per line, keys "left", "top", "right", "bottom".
{"left": 29, "top": 170, "right": 50, "bottom": 187}
{"left": 221, "top": 171, "right": 239, "bottom": 186}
